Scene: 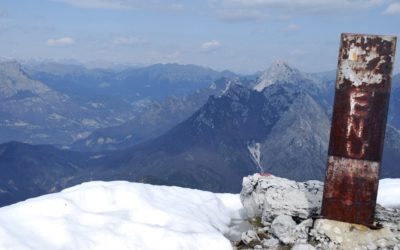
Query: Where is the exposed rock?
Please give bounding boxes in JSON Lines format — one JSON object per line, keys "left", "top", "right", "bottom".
{"left": 261, "top": 237, "right": 280, "bottom": 249}
{"left": 269, "top": 215, "right": 313, "bottom": 245}
{"left": 313, "top": 219, "right": 397, "bottom": 250}
{"left": 293, "top": 219, "right": 313, "bottom": 243}
{"left": 253, "top": 60, "right": 312, "bottom": 92}
{"left": 241, "top": 230, "right": 261, "bottom": 247}
{"left": 291, "top": 243, "right": 317, "bottom": 250}
{"left": 271, "top": 215, "right": 297, "bottom": 244}
{"left": 238, "top": 174, "right": 400, "bottom": 250}
{"left": 240, "top": 174, "right": 323, "bottom": 220}
{"left": 375, "top": 204, "right": 400, "bottom": 230}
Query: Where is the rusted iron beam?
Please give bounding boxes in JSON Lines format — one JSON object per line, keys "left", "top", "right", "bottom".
{"left": 321, "top": 33, "right": 397, "bottom": 226}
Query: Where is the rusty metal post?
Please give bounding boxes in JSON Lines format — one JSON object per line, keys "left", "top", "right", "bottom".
{"left": 321, "top": 33, "right": 397, "bottom": 226}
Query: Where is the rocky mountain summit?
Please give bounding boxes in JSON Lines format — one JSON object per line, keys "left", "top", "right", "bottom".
{"left": 236, "top": 174, "right": 400, "bottom": 249}
{"left": 253, "top": 61, "right": 316, "bottom": 92}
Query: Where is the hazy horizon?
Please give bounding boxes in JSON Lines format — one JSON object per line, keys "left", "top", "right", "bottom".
{"left": 0, "top": 0, "right": 399, "bottom": 74}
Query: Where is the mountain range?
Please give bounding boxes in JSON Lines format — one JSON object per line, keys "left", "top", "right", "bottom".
{"left": 0, "top": 61, "right": 399, "bottom": 207}
{"left": 71, "top": 77, "right": 253, "bottom": 151}
{"left": 0, "top": 61, "right": 236, "bottom": 146}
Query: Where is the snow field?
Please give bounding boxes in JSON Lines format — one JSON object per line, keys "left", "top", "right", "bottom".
{"left": 0, "top": 178, "right": 398, "bottom": 250}
{"left": 0, "top": 181, "right": 245, "bottom": 250}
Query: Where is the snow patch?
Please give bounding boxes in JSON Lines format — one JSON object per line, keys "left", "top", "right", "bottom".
{"left": 73, "top": 132, "right": 91, "bottom": 140}
{"left": 90, "top": 155, "right": 105, "bottom": 159}
{"left": 248, "top": 142, "right": 263, "bottom": 172}
{"left": 96, "top": 137, "right": 117, "bottom": 145}
{"left": 221, "top": 80, "right": 233, "bottom": 95}
{"left": 81, "top": 119, "right": 99, "bottom": 127}
{"left": 209, "top": 82, "right": 217, "bottom": 90}
{"left": 48, "top": 113, "right": 65, "bottom": 121}
{"left": 377, "top": 178, "right": 400, "bottom": 208}
{"left": 88, "top": 102, "right": 103, "bottom": 109}
{"left": 14, "top": 121, "right": 29, "bottom": 127}
{"left": 0, "top": 181, "right": 246, "bottom": 250}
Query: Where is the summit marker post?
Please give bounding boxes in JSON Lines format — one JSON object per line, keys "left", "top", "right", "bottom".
{"left": 321, "top": 33, "right": 397, "bottom": 226}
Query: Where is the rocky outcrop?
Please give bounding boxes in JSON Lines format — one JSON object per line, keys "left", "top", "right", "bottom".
{"left": 236, "top": 174, "right": 400, "bottom": 250}
{"left": 311, "top": 219, "right": 398, "bottom": 250}
{"left": 240, "top": 174, "right": 323, "bottom": 220}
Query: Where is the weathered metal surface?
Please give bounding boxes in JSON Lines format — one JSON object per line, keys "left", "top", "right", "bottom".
{"left": 321, "top": 33, "right": 397, "bottom": 226}
{"left": 322, "top": 156, "right": 379, "bottom": 224}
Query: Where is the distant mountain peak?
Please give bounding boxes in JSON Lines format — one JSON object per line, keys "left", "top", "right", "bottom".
{"left": 0, "top": 61, "right": 57, "bottom": 99}
{"left": 254, "top": 61, "right": 305, "bottom": 92}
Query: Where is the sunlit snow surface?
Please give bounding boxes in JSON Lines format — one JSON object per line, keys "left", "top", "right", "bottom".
{"left": 0, "top": 181, "right": 245, "bottom": 250}
{"left": 0, "top": 179, "right": 398, "bottom": 250}
{"left": 377, "top": 178, "right": 400, "bottom": 209}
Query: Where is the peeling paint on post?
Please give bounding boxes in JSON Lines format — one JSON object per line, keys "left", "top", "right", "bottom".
{"left": 321, "top": 33, "right": 397, "bottom": 226}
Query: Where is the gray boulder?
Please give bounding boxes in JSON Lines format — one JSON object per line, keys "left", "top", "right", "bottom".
{"left": 240, "top": 174, "right": 323, "bottom": 221}
{"left": 270, "top": 215, "right": 313, "bottom": 245}
{"left": 261, "top": 237, "right": 280, "bottom": 249}
{"left": 271, "top": 215, "right": 297, "bottom": 244}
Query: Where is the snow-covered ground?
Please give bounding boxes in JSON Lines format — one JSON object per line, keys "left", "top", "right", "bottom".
{"left": 0, "top": 178, "right": 398, "bottom": 250}
{"left": 0, "top": 181, "right": 246, "bottom": 250}
{"left": 377, "top": 178, "right": 400, "bottom": 209}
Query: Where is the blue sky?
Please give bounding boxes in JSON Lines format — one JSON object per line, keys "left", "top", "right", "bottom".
{"left": 0, "top": 0, "right": 399, "bottom": 73}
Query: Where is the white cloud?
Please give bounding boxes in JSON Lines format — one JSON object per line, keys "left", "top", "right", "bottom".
{"left": 217, "top": 9, "right": 269, "bottom": 22}
{"left": 52, "top": 0, "right": 184, "bottom": 11}
{"left": 210, "top": 0, "right": 384, "bottom": 14}
{"left": 200, "top": 40, "right": 222, "bottom": 52}
{"left": 113, "top": 36, "right": 148, "bottom": 46}
{"left": 220, "top": 0, "right": 382, "bottom": 8}
{"left": 383, "top": 2, "right": 400, "bottom": 15}
{"left": 52, "top": 0, "right": 134, "bottom": 10}
{"left": 287, "top": 23, "right": 300, "bottom": 31}
{"left": 46, "top": 37, "right": 75, "bottom": 46}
